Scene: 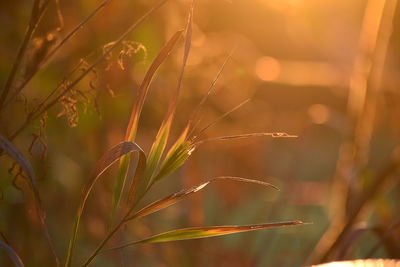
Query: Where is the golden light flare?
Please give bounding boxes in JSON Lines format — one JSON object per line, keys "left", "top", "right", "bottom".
{"left": 255, "top": 58, "right": 344, "bottom": 87}
{"left": 257, "top": 0, "right": 302, "bottom": 11}
{"left": 308, "top": 104, "right": 330, "bottom": 124}
{"left": 312, "top": 259, "right": 400, "bottom": 267}
{"left": 255, "top": 56, "right": 281, "bottom": 81}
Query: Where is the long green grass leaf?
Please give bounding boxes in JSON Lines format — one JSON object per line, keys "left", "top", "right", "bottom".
{"left": 143, "top": 3, "right": 194, "bottom": 193}
{"left": 65, "top": 141, "right": 146, "bottom": 267}
{"left": 126, "top": 176, "right": 278, "bottom": 221}
{"left": 152, "top": 132, "right": 297, "bottom": 182}
{"left": 152, "top": 140, "right": 193, "bottom": 182}
{"left": 0, "top": 241, "right": 24, "bottom": 267}
{"left": 124, "top": 30, "right": 184, "bottom": 142}
{"left": 103, "top": 221, "right": 305, "bottom": 251}
{"left": 111, "top": 30, "right": 183, "bottom": 223}
{"left": 0, "top": 135, "right": 59, "bottom": 265}
{"left": 193, "top": 132, "right": 298, "bottom": 146}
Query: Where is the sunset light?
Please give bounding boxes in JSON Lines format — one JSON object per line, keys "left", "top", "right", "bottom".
{"left": 1, "top": 0, "right": 399, "bottom": 266}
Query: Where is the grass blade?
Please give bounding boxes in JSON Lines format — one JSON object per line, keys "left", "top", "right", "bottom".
{"left": 0, "top": 135, "right": 36, "bottom": 186}
{"left": 143, "top": 2, "right": 194, "bottom": 192}
{"left": 150, "top": 126, "right": 190, "bottom": 183}
{"left": 65, "top": 141, "right": 146, "bottom": 267}
{"left": 152, "top": 140, "right": 193, "bottom": 182}
{"left": 0, "top": 135, "right": 59, "bottom": 265}
{"left": 103, "top": 221, "right": 305, "bottom": 251}
{"left": 0, "top": 241, "right": 24, "bottom": 267}
{"left": 191, "top": 99, "right": 251, "bottom": 141}
{"left": 111, "top": 30, "right": 183, "bottom": 223}
{"left": 152, "top": 131, "right": 296, "bottom": 182}
{"left": 193, "top": 132, "right": 297, "bottom": 146}
{"left": 187, "top": 48, "right": 235, "bottom": 138}
{"left": 124, "top": 30, "right": 183, "bottom": 142}
{"left": 126, "top": 176, "right": 278, "bottom": 221}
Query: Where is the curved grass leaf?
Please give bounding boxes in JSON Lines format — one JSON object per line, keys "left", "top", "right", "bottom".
{"left": 150, "top": 126, "right": 190, "bottom": 183}
{"left": 0, "top": 241, "right": 24, "bottom": 267}
{"left": 0, "top": 135, "right": 36, "bottom": 187}
{"left": 103, "top": 221, "right": 305, "bottom": 251}
{"left": 152, "top": 140, "right": 193, "bottom": 182}
{"left": 111, "top": 30, "right": 184, "bottom": 222}
{"left": 126, "top": 176, "right": 278, "bottom": 221}
{"left": 193, "top": 132, "right": 298, "bottom": 146}
{"left": 65, "top": 141, "right": 146, "bottom": 267}
{"left": 144, "top": 3, "right": 194, "bottom": 193}
{"left": 152, "top": 132, "right": 297, "bottom": 183}
{"left": 124, "top": 30, "right": 184, "bottom": 143}
{"left": 0, "top": 135, "right": 58, "bottom": 265}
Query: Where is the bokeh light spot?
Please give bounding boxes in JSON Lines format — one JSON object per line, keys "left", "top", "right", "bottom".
{"left": 255, "top": 56, "right": 281, "bottom": 81}
{"left": 308, "top": 104, "right": 330, "bottom": 124}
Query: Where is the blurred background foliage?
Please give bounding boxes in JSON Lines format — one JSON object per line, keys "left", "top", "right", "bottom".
{"left": 0, "top": 0, "right": 400, "bottom": 266}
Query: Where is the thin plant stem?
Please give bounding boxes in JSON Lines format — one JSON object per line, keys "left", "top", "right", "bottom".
{"left": 82, "top": 196, "right": 144, "bottom": 266}
{"left": 4, "top": 0, "right": 112, "bottom": 109}
{"left": 9, "top": 0, "right": 170, "bottom": 142}
{"left": 0, "top": 0, "right": 45, "bottom": 110}
{"left": 83, "top": 219, "right": 125, "bottom": 266}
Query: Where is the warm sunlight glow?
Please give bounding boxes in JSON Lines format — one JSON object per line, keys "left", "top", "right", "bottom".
{"left": 255, "top": 56, "right": 281, "bottom": 81}
{"left": 3, "top": 0, "right": 399, "bottom": 265}
{"left": 257, "top": 60, "right": 344, "bottom": 87}
{"left": 312, "top": 259, "right": 400, "bottom": 267}
{"left": 258, "top": 0, "right": 302, "bottom": 11}
{"left": 308, "top": 104, "right": 330, "bottom": 124}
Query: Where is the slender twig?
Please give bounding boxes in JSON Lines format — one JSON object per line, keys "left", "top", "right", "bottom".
{"left": 0, "top": 0, "right": 47, "bottom": 110}
{"left": 4, "top": 0, "right": 112, "bottom": 108}
{"left": 83, "top": 219, "right": 126, "bottom": 266}
{"left": 190, "top": 99, "right": 250, "bottom": 142}
{"left": 9, "top": 0, "right": 170, "bottom": 142}
{"left": 82, "top": 192, "right": 145, "bottom": 266}
{"left": 187, "top": 48, "right": 235, "bottom": 138}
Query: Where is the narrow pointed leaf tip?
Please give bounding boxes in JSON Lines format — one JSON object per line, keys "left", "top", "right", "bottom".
{"left": 103, "top": 221, "right": 305, "bottom": 252}
{"left": 143, "top": 4, "right": 194, "bottom": 191}
{"left": 111, "top": 30, "right": 184, "bottom": 220}
{"left": 126, "top": 176, "right": 278, "bottom": 221}
{"left": 124, "top": 30, "right": 184, "bottom": 142}
{"left": 135, "top": 220, "right": 305, "bottom": 244}
{"left": 193, "top": 132, "right": 297, "bottom": 146}
{"left": 152, "top": 140, "right": 193, "bottom": 182}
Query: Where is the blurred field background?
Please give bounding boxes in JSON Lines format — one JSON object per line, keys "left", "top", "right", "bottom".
{"left": 1, "top": 0, "right": 400, "bottom": 266}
